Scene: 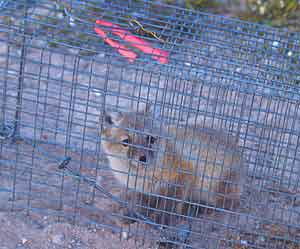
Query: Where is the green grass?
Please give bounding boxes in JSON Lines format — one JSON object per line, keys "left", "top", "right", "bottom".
{"left": 164, "top": 0, "right": 300, "bottom": 32}
{"left": 239, "top": 0, "right": 300, "bottom": 31}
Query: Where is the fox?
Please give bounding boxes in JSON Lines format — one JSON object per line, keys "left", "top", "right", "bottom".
{"left": 100, "top": 107, "right": 245, "bottom": 225}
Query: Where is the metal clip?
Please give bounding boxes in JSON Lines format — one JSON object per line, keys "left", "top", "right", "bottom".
{"left": 0, "top": 124, "right": 14, "bottom": 140}
{"left": 58, "top": 156, "right": 71, "bottom": 169}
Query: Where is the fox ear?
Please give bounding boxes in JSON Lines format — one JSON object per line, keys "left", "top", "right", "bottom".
{"left": 103, "top": 110, "right": 123, "bottom": 126}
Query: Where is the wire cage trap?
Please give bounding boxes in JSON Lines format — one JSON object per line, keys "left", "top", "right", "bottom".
{"left": 0, "top": 0, "right": 300, "bottom": 248}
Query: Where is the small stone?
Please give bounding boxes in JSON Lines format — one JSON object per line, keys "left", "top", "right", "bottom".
{"left": 257, "top": 235, "right": 265, "bottom": 243}
{"left": 51, "top": 233, "right": 65, "bottom": 245}
{"left": 0, "top": 43, "right": 7, "bottom": 65}
{"left": 96, "top": 53, "right": 105, "bottom": 58}
{"left": 279, "top": 0, "right": 285, "bottom": 8}
{"left": 21, "top": 238, "right": 28, "bottom": 244}
{"left": 259, "top": 5, "right": 265, "bottom": 15}
{"left": 57, "top": 13, "right": 64, "bottom": 19}
{"left": 250, "top": 5, "right": 257, "bottom": 11}
{"left": 69, "top": 17, "right": 76, "bottom": 27}
{"left": 240, "top": 240, "right": 248, "bottom": 246}
{"left": 121, "top": 231, "right": 128, "bottom": 240}
{"left": 93, "top": 90, "right": 102, "bottom": 97}
{"left": 287, "top": 51, "right": 293, "bottom": 57}
{"left": 184, "top": 62, "right": 191, "bottom": 66}
{"left": 272, "top": 41, "right": 279, "bottom": 48}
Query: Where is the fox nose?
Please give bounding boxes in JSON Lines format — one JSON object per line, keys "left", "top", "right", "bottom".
{"left": 139, "top": 155, "right": 147, "bottom": 163}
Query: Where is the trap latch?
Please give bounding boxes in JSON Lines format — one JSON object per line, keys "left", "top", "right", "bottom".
{"left": 0, "top": 124, "right": 15, "bottom": 140}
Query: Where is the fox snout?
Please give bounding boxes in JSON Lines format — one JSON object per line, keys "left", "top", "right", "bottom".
{"left": 139, "top": 154, "right": 147, "bottom": 163}
{"left": 130, "top": 148, "right": 153, "bottom": 166}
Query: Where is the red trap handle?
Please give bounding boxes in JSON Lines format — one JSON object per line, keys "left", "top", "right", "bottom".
{"left": 95, "top": 20, "right": 169, "bottom": 64}
{"left": 94, "top": 26, "right": 137, "bottom": 62}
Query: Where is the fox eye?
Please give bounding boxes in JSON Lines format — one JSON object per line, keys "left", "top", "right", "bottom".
{"left": 147, "top": 135, "right": 156, "bottom": 144}
{"left": 121, "top": 138, "right": 129, "bottom": 147}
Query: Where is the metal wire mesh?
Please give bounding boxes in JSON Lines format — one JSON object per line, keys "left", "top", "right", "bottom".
{"left": 0, "top": 0, "right": 300, "bottom": 248}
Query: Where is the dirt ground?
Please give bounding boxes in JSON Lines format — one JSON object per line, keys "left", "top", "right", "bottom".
{"left": 0, "top": 212, "right": 157, "bottom": 249}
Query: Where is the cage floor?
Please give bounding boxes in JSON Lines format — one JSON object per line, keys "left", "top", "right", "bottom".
{"left": 0, "top": 139, "right": 299, "bottom": 248}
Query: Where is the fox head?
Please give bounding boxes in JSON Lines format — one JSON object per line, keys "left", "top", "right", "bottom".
{"left": 100, "top": 107, "right": 161, "bottom": 173}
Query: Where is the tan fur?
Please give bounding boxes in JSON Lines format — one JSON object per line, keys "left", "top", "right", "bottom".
{"left": 101, "top": 110, "right": 245, "bottom": 222}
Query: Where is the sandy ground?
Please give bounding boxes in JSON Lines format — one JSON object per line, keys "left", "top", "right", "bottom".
{"left": 0, "top": 212, "right": 156, "bottom": 249}
{"left": 0, "top": 1, "right": 300, "bottom": 249}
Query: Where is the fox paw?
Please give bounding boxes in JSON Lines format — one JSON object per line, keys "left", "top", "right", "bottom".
{"left": 112, "top": 203, "right": 137, "bottom": 226}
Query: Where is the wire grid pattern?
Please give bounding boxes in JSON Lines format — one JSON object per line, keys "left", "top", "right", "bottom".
{"left": 0, "top": 0, "right": 300, "bottom": 248}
